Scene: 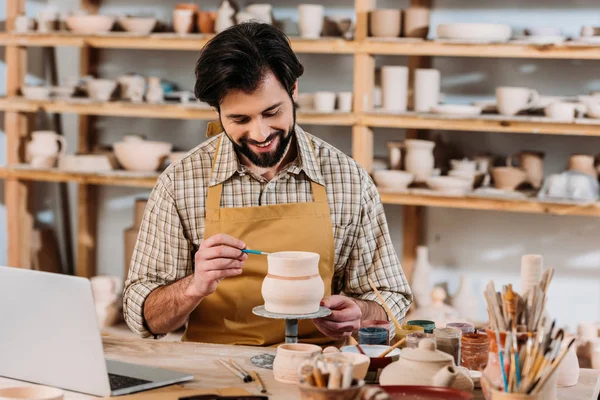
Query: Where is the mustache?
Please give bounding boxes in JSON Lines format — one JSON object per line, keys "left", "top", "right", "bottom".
{"left": 240, "top": 131, "right": 284, "bottom": 146}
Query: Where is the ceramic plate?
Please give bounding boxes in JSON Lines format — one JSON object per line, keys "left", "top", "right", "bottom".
{"left": 430, "top": 104, "right": 482, "bottom": 116}
{"left": 379, "top": 385, "right": 473, "bottom": 400}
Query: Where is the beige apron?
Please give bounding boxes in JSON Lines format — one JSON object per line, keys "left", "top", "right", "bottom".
{"left": 182, "top": 132, "right": 335, "bottom": 346}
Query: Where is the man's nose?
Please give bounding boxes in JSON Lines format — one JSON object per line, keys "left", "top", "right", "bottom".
{"left": 249, "top": 119, "right": 270, "bottom": 142}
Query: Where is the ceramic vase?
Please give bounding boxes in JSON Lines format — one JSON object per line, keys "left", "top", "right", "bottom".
{"left": 197, "top": 11, "right": 217, "bottom": 34}
{"left": 411, "top": 246, "right": 433, "bottom": 308}
{"left": 403, "top": 7, "right": 430, "bottom": 38}
{"left": 215, "top": 0, "right": 236, "bottom": 33}
{"left": 414, "top": 68, "right": 441, "bottom": 112}
{"left": 451, "top": 275, "right": 478, "bottom": 321}
{"left": 273, "top": 343, "right": 322, "bottom": 383}
{"left": 26, "top": 131, "right": 67, "bottom": 168}
{"left": 405, "top": 139, "right": 435, "bottom": 182}
{"left": 369, "top": 9, "right": 401, "bottom": 38}
{"left": 261, "top": 251, "right": 324, "bottom": 314}
{"left": 520, "top": 254, "right": 543, "bottom": 297}
{"left": 568, "top": 154, "right": 596, "bottom": 176}
{"left": 381, "top": 66, "right": 409, "bottom": 112}
{"left": 519, "top": 151, "right": 545, "bottom": 189}
{"left": 173, "top": 9, "right": 194, "bottom": 34}
{"left": 556, "top": 339, "right": 579, "bottom": 387}
{"left": 298, "top": 4, "right": 324, "bottom": 39}
{"left": 337, "top": 92, "right": 353, "bottom": 112}
{"left": 145, "top": 77, "right": 164, "bottom": 104}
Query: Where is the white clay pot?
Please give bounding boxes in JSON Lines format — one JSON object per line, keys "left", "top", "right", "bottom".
{"left": 26, "top": 131, "right": 67, "bottom": 162}
{"left": 273, "top": 343, "right": 322, "bottom": 384}
{"left": 404, "top": 139, "right": 435, "bottom": 182}
{"left": 556, "top": 340, "right": 579, "bottom": 387}
{"left": 261, "top": 251, "right": 324, "bottom": 314}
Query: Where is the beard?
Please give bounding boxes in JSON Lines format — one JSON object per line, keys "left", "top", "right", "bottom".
{"left": 226, "top": 106, "right": 297, "bottom": 169}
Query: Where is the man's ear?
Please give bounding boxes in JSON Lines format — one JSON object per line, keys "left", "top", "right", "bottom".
{"left": 291, "top": 80, "right": 299, "bottom": 102}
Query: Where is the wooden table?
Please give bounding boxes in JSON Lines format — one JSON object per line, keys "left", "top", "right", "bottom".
{"left": 0, "top": 337, "right": 598, "bottom": 399}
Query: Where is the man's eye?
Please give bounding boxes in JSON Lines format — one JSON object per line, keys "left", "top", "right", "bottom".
{"left": 234, "top": 118, "right": 250, "bottom": 124}
{"left": 264, "top": 110, "right": 281, "bottom": 118}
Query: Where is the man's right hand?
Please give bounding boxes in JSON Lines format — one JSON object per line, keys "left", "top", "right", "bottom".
{"left": 186, "top": 234, "right": 247, "bottom": 299}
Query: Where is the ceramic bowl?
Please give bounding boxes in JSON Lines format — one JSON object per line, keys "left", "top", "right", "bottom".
{"left": 492, "top": 167, "right": 527, "bottom": 191}
{"left": 50, "top": 86, "right": 75, "bottom": 99}
{"left": 430, "top": 104, "right": 482, "bottom": 116}
{"left": 273, "top": 343, "right": 322, "bottom": 384}
{"left": 22, "top": 86, "right": 51, "bottom": 100}
{"left": 113, "top": 140, "right": 172, "bottom": 172}
{"left": 0, "top": 386, "right": 64, "bottom": 400}
{"left": 66, "top": 15, "right": 115, "bottom": 34}
{"left": 86, "top": 79, "right": 117, "bottom": 102}
{"left": 373, "top": 170, "right": 414, "bottom": 191}
{"left": 426, "top": 176, "right": 472, "bottom": 195}
{"left": 436, "top": 23, "right": 512, "bottom": 42}
{"left": 118, "top": 17, "right": 157, "bottom": 35}
{"left": 369, "top": 9, "right": 402, "bottom": 38}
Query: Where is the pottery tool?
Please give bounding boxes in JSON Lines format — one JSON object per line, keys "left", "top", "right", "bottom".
{"left": 355, "top": 344, "right": 367, "bottom": 356}
{"left": 242, "top": 249, "right": 269, "bottom": 255}
{"left": 378, "top": 338, "right": 406, "bottom": 358}
{"left": 228, "top": 358, "right": 253, "bottom": 382}
{"left": 216, "top": 359, "right": 252, "bottom": 383}
{"left": 251, "top": 371, "right": 267, "bottom": 394}
{"left": 367, "top": 277, "right": 402, "bottom": 332}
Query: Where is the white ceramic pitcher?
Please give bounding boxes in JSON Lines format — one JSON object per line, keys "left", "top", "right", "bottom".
{"left": 26, "top": 131, "right": 67, "bottom": 159}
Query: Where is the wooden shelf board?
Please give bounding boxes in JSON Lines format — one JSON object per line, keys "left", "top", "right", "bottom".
{"left": 0, "top": 165, "right": 158, "bottom": 188}
{"left": 0, "top": 97, "right": 356, "bottom": 125}
{"left": 361, "top": 39, "right": 600, "bottom": 59}
{"left": 0, "top": 32, "right": 356, "bottom": 54}
{"left": 361, "top": 111, "right": 600, "bottom": 136}
{"left": 380, "top": 191, "right": 600, "bottom": 217}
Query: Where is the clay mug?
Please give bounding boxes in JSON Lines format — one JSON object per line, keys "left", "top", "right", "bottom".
{"left": 314, "top": 91, "right": 336, "bottom": 113}
{"left": 337, "top": 91, "right": 353, "bottom": 112}
{"left": 568, "top": 154, "right": 596, "bottom": 176}
{"left": 298, "top": 4, "right": 324, "bottom": 39}
{"left": 544, "top": 102, "right": 583, "bottom": 122}
{"left": 519, "top": 151, "right": 545, "bottom": 189}
{"left": 197, "top": 11, "right": 216, "bottom": 34}
{"left": 14, "top": 14, "right": 34, "bottom": 33}
{"left": 403, "top": 7, "right": 430, "bottom": 38}
{"left": 273, "top": 343, "right": 322, "bottom": 384}
{"left": 369, "top": 9, "right": 401, "bottom": 38}
{"left": 173, "top": 9, "right": 194, "bottom": 34}
{"left": 496, "top": 87, "right": 540, "bottom": 116}
{"left": 492, "top": 166, "right": 527, "bottom": 191}
{"left": 414, "top": 68, "right": 441, "bottom": 112}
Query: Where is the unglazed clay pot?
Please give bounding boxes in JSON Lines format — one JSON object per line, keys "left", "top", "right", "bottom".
{"left": 197, "top": 11, "right": 216, "bottom": 34}
{"left": 369, "top": 9, "right": 401, "bottom": 38}
{"left": 519, "top": 151, "right": 545, "bottom": 189}
{"left": 568, "top": 154, "right": 596, "bottom": 176}
{"left": 403, "top": 7, "right": 430, "bottom": 38}
{"left": 404, "top": 139, "right": 435, "bottom": 182}
{"left": 262, "top": 251, "right": 324, "bottom": 314}
{"left": 273, "top": 343, "right": 322, "bottom": 383}
{"left": 173, "top": 9, "right": 194, "bottom": 34}
{"left": 492, "top": 167, "right": 527, "bottom": 191}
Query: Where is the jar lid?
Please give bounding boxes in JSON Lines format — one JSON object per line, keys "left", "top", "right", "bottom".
{"left": 407, "top": 319, "right": 436, "bottom": 331}
{"left": 434, "top": 327, "right": 461, "bottom": 339}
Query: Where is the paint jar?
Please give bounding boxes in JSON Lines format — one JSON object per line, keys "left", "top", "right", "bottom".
{"left": 434, "top": 327, "right": 462, "bottom": 366}
{"left": 407, "top": 319, "right": 436, "bottom": 333}
{"left": 461, "top": 333, "right": 489, "bottom": 371}
{"left": 447, "top": 322, "right": 475, "bottom": 335}
{"left": 359, "top": 320, "right": 391, "bottom": 345}
{"left": 406, "top": 332, "right": 436, "bottom": 348}
{"left": 395, "top": 324, "right": 425, "bottom": 342}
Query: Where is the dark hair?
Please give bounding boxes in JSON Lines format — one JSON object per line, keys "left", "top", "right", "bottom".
{"left": 194, "top": 22, "right": 304, "bottom": 108}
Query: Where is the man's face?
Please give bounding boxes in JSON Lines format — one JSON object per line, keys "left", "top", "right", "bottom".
{"left": 219, "top": 72, "right": 297, "bottom": 168}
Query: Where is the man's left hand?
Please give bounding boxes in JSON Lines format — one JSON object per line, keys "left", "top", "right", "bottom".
{"left": 313, "top": 295, "right": 362, "bottom": 339}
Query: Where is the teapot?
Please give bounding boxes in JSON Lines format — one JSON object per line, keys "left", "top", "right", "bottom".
{"left": 379, "top": 339, "right": 473, "bottom": 392}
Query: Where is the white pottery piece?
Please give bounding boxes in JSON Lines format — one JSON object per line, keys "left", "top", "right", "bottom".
{"left": 426, "top": 176, "right": 472, "bottom": 195}
{"left": 386, "top": 141, "right": 403, "bottom": 170}
{"left": 431, "top": 104, "right": 482, "bottom": 116}
{"left": 411, "top": 246, "right": 433, "bottom": 308}
{"left": 520, "top": 254, "right": 543, "bottom": 297}
{"left": 118, "top": 17, "right": 156, "bottom": 35}
{"left": 379, "top": 339, "right": 474, "bottom": 391}
{"left": 568, "top": 154, "right": 596, "bottom": 176}
{"left": 26, "top": 131, "right": 67, "bottom": 166}
{"left": 414, "top": 69, "right": 441, "bottom": 112}
{"left": 451, "top": 275, "right": 479, "bottom": 321}
{"left": 14, "top": 15, "right": 35, "bottom": 33}
{"left": 66, "top": 15, "right": 115, "bottom": 34}
{"left": 145, "top": 77, "right": 164, "bottom": 104}
{"left": 337, "top": 92, "right": 353, "bottom": 112}
{"left": 544, "top": 102, "right": 581, "bottom": 121}
{"left": 405, "top": 139, "right": 435, "bottom": 182}
{"left": 118, "top": 74, "right": 145, "bottom": 103}
{"left": 22, "top": 86, "right": 51, "bottom": 100}
{"left": 373, "top": 170, "right": 414, "bottom": 191}
{"left": 409, "top": 287, "right": 462, "bottom": 329}
{"left": 215, "top": 0, "right": 236, "bottom": 33}
{"left": 557, "top": 339, "right": 579, "bottom": 387}
{"left": 492, "top": 167, "right": 527, "bottom": 191}
{"left": 369, "top": 9, "right": 401, "bottom": 38}
{"left": 51, "top": 86, "right": 75, "bottom": 99}
{"left": 273, "top": 343, "right": 322, "bottom": 384}
{"left": 173, "top": 9, "right": 194, "bottom": 34}
{"left": 584, "top": 101, "right": 600, "bottom": 119}
{"left": 38, "top": 9, "right": 58, "bottom": 33}
{"left": 90, "top": 276, "right": 122, "bottom": 328}
{"left": 381, "top": 66, "right": 409, "bottom": 112}
{"left": 436, "top": 23, "right": 511, "bottom": 42}
{"left": 496, "top": 87, "right": 540, "bottom": 116}
{"left": 403, "top": 7, "right": 430, "bottom": 38}
{"left": 321, "top": 352, "right": 370, "bottom": 381}
{"left": 450, "top": 159, "right": 477, "bottom": 174}
{"left": 296, "top": 93, "right": 314, "bottom": 110}
{"left": 538, "top": 171, "right": 599, "bottom": 201}
{"left": 314, "top": 91, "right": 336, "bottom": 113}
{"left": 297, "top": 4, "right": 324, "bottom": 39}
{"left": 0, "top": 386, "right": 64, "bottom": 400}
{"left": 58, "top": 154, "right": 115, "bottom": 172}
{"left": 86, "top": 79, "right": 117, "bottom": 102}
{"left": 262, "top": 251, "right": 324, "bottom": 314}
{"left": 246, "top": 4, "right": 273, "bottom": 24}
{"left": 113, "top": 139, "right": 172, "bottom": 172}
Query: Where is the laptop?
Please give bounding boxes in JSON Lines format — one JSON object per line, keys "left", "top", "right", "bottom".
{"left": 0, "top": 266, "right": 194, "bottom": 396}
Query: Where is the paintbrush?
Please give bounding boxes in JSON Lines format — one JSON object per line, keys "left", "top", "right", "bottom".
{"left": 494, "top": 327, "right": 509, "bottom": 392}
{"left": 242, "top": 249, "right": 269, "bottom": 255}
{"left": 510, "top": 320, "right": 522, "bottom": 390}
{"left": 378, "top": 338, "right": 406, "bottom": 358}
{"left": 251, "top": 371, "right": 267, "bottom": 394}
{"left": 367, "top": 277, "right": 402, "bottom": 333}
{"left": 355, "top": 344, "right": 367, "bottom": 356}
{"left": 217, "top": 359, "right": 252, "bottom": 383}
{"left": 229, "top": 358, "right": 253, "bottom": 382}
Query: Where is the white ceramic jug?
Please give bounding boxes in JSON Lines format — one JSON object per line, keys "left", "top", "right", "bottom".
{"left": 26, "top": 131, "right": 67, "bottom": 160}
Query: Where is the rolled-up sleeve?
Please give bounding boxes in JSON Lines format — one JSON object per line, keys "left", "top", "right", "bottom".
{"left": 123, "top": 174, "right": 193, "bottom": 339}
{"left": 342, "top": 171, "right": 413, "bottom": 338}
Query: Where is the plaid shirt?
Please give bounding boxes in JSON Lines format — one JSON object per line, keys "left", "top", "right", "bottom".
{"left": 123, "top": 125, "right": 413, "bottom": 339}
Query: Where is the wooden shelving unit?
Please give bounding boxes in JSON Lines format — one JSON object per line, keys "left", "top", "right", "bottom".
{"left": 2, "top": 0, "right": 600, "bottom": 278}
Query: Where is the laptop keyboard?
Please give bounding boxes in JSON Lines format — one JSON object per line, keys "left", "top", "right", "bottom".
{"left": 108, "top": 373, "right": 152, "bottom": 391}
